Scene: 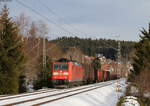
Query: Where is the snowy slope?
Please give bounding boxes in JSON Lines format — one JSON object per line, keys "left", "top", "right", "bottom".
{"left": 0, "top": 79, "right": 126, "bottom": 106}
{"left": 42, "top": 79, "right": 126, "bottom": 106}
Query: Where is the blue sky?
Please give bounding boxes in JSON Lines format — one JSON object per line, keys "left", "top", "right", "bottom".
{"left": 1, "top": 0, "right": 150, "bottom": 41}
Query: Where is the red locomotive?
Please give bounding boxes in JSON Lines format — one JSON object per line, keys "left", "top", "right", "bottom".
{"left": 52, "top": 58, "right": 84, "bottom": 86}
{"left": 51, "top": 58, "right": 115, "bottom": 87}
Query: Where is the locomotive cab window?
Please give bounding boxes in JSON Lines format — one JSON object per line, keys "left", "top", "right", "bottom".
{"left": 54, "top": 64, "right": 68, "bottom": 70}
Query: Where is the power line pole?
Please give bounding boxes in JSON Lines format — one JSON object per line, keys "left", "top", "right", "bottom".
{"left": 117, "top": 40, "right": 121, "bottom": 77}
{"left": 43, "top": 36, "right": 46, "bottom": 87}
{"left": 113, "top": 35, "right": 121, "bottom": 99}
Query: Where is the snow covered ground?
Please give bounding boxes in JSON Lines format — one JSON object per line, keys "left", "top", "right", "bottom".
{"left": 42, "top": 79, "right": 126, "bottom": 106}
{"left": 0, "top": 79, "right": 126, "bottom": 106}
{"left": 121, "top": 96, "right": 140, "bottom": 106}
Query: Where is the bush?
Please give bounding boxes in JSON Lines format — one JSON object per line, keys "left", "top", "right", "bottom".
{"left": 18, "top": 75, "right": 27, "bottom": 93}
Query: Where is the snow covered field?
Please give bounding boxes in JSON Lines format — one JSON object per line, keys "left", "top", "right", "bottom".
{"left": 42, "top": 79, "right": 126, "bottom": 106}
{"left": 0, "top": 79, "right": 126, "bottom": 106}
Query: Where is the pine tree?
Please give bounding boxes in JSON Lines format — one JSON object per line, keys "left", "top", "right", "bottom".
{"left": 132, "top": 23, "right": 150, "bottom": 75}
{"left": 0, "top": 6, "right": 25, "bottom": 94}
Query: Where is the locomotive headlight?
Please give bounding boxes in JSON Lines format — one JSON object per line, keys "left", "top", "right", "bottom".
{"left": 63, "top": 72, "right": 69, "bottom": 75}
{"left": 53, "top": 72, "right": 59, "bottom": 75}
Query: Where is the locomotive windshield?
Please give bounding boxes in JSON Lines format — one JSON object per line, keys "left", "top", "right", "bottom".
{"left": 54, "top": 64, "right": 68, "bottom": 70}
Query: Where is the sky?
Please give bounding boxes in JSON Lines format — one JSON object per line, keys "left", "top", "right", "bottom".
{"left": 1, "top": 0, "right": 150, "bottom": 41}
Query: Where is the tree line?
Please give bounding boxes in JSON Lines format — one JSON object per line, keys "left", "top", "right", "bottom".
{"left": 51, "top": 36, "right": 135, "bottom": 61}
{"left": 0, "top": 6, "right": 52, "bottom": 94}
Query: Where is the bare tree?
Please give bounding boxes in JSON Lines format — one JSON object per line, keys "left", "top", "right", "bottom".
{"left": 15, "top": 13, "right": 49, "bottom": 80}
{"left": 29, "top": 22, "right": 38, "bottom": 38}
{"left": 15, "top": 13, "right": 30, "bottom": 37}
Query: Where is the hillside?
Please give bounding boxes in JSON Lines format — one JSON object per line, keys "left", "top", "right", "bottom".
{"left": 51, "top": 37, "right": 135, "bottom": 61}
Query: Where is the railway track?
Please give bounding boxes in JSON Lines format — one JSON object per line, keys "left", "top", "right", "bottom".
{"left": 0, "top": 95, "right": 7, "bottom": 98}
{"left": 0, "top": 82, "right": 98, "bottom": 102}
{"left": 0, "top": 80, "right": 118, "bottom": 106}
{"left": 0, "top": 89, "right": 59, "bottom": 101}
{"left": 32, "top": 82, "right": 115, "bottom": 106}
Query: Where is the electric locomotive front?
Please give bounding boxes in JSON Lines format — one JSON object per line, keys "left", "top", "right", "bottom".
{"left": 52, "top": 62, "right": 70, "bottom": 85}
{"left": 51, "top": 58, "right": 84, "bottom": 86}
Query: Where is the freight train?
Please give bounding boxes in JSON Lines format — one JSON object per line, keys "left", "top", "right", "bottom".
{"left": 51, "top": 58, "right": 117, "bottom": 87}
